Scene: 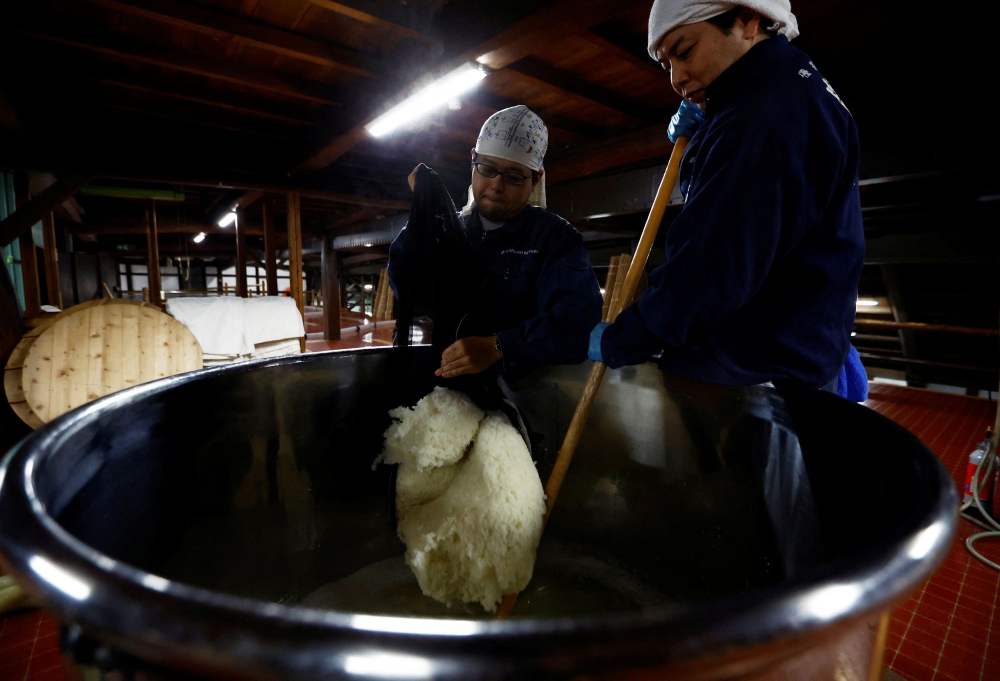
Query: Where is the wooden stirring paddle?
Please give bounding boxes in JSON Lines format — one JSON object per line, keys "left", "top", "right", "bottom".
{"left": 497, "top": 136, "right": 692, "bottom": 619}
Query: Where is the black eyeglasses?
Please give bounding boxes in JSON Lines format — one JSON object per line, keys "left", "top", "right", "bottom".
{"left": 471, "top": 160, "right": 536, "bottom": 187}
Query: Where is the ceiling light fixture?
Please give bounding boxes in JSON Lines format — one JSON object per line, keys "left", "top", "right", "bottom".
{"left": 364, "top": 284, "right": 373, "bottom": 291}
{"left": 366, "top": 63, "right": 487, "bottom": 138}
{"left": 193, "top": 232, "right": 206, "bottom": 244}
{"left": 218, "top": 211, "right": 237, "bottom": 228}
{"left": 856, "top": 299, "right": 879, "bottom": 307}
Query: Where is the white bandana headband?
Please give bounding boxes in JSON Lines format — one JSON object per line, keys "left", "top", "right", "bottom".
{"left": 461, "top": 105, "right": 549, "bottom": 215}
{"left": 647, "top": 0, "right": 799, "bottom": 59}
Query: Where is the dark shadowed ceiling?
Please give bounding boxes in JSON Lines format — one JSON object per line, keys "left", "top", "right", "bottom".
{"left": 1, "top": 0, "right": 996, "bottom": 390}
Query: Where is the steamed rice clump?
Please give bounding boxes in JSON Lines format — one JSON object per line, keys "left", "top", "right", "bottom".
{"left": 377, "top": 388, "right": 546, "bottom": 612}
{"left": 377, "top": 387, "right": 484, "bottom": 472}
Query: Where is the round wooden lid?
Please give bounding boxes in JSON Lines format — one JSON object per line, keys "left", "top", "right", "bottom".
{"left": 20, "top": 299, "right": 203, "bottom": 424}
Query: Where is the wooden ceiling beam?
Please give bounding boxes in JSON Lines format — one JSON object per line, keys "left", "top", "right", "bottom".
{"left": 545, "top": 122, "right": 674, "bottom": 185}
{"left": 69, "top": 222, "right": 264, "bottom": 236}
{"left": 504, "top": 56, "right": 662, "bottom": 125}
{"left": 472, "top": 0, "right": 649, "bottom": 71}
{"left": 18, "top": 46, "right": 320, "bottom": 128}
{"left": 103, "top": 103, "right": 296, "bottom": 141}
{"left": 0, "top": 175, "right": 94, "bottom": 248}
{"left": 325, "top": 208, "right": 381, "bottom": 232}
{"left": 97, "top": 79, "right": 315, "bottom": 127}
{"left": 577, "top": 32, "right": 668, "bottom": 81}
{"left": 5, "top": 25, "right": 341, "bottom": 106}
{"left": 82, "top": 0, "right": 373, "bottom": 76}
{"left": 295, "top": 0, "right": 649, "bottom": 172}
{"left": 13, "top": 167, "right": 415, "bottom": 210}
{"left": 305, "top": 0, "right": 428, "bottom": 43}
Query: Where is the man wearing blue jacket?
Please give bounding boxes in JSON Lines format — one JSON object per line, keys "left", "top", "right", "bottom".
{"left": 590, "top": 0, "right": 865, "bottom": 395}
{"left": 390, "top": 105, "right": 604, "bottom": 379}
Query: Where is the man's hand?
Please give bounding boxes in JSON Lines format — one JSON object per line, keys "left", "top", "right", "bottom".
{"left": 436, "top": 336, "right": 502, "bottom": 378}
{"left": 407, "top": 163, "right": 429, "bottom": 192}
{"left": 667, "top": 99, "right": 705, "bottom": 143}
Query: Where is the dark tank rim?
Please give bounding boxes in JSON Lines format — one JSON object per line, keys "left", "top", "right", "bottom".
{"left": 0, "top": 346, "right": 957, "bottom": 678}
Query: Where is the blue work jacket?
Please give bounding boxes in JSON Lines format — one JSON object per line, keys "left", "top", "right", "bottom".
{"left": 602, "top": 35, "right": 865, "bottom": 388}
{"left": 389, "top": 205, "right": 603, "bottom": 375}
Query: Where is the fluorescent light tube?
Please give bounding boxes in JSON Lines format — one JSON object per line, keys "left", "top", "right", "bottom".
{"left": 367, "top": 64, "right": 487, "bottom": 138}
{"left": 193, "top": 232, "right": 206, "bottom": 243}
{"left": 856, "top": 299, "right": 879, "bottom": 307}
{"left": 218, "top": 212, "right": 237, "bottom": 228}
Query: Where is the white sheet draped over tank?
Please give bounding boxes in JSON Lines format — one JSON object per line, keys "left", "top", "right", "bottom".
{"left": 166, "top": 297, "right": 305, "bottom": 365}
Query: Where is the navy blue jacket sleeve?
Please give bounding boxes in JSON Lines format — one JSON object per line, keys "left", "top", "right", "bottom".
{"left": 602, "top": 96, "right": 847, "bottom": 369}
{"left": 496, "top": 229, "right": 603, "bottom": 373}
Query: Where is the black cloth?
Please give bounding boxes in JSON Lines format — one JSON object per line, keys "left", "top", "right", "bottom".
{"left": 389, "top": 202, "right": 603, "bottom": 378}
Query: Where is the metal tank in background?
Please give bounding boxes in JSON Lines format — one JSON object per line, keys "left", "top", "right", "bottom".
{"left": 0, "top": 346, "right": 956, "bottom": 680}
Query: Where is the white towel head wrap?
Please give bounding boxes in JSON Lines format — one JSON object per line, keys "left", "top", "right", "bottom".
{"left": 462, "top": 105, "right": 548, "bottom": 215}
{"left": 647, "top": 1, "right": 799, "bottom": 59}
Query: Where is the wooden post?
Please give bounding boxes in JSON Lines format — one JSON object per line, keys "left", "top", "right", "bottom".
{"left": 287, "top": 191, "right": 305, "bottom": 350}
{"left": 41, "top": 211, "right": 62, "bottom": 309}
{"left": 145, "top": 200, "right": 162, "bottom": 307}
{"left": 322, "top": 232, "right": 341, "bottom": 340}
{"left": 18, "top": 231, "right": 41, "bottom": 317}
{"left": 263, "top": 200, "right": 279, "bottom": 296}
{"left": 235, "top": 208, "right": 248, "bottom": 298}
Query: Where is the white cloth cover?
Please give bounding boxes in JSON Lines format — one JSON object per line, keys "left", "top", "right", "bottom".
{"left": 166, "top": 297, "right": 250, "bottom": 357}
{"left": 166, "top": 297, "right": 304, "bottom": 361}
{"left": 461, "top": 105, "right": 549, "bottom": 216}
{"left": 243, "top": 296, "right": 306, "bottom": 346}
{"left": 647, "top": 0, "right": 799, "bottom": 58}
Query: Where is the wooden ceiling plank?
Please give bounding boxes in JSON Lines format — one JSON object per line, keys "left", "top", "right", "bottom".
{"left": 504, "top": 56, "right": 661, "bottom": 125}
{"left": 295, "top": 0, "right": 650, "bottom": 172}
{"left": 6, "top": 25, "right": 340, "bottom": 106}
{"left": 472, "top": 0, "right": 650, "bottom": 70}
{"left": 103, "top": 103, "right": 296, "bottom": 141}
{"left": 577, "top": 31, "right": 667, "bottom": 81}
{"left": 82, "top": 0, "right": 373, "bottom": 76}
{"left": 305, "top": 0, "right": 428, "bottom": 43}
{"left": 98, "top": 79, "right": 314, "bottom": 126}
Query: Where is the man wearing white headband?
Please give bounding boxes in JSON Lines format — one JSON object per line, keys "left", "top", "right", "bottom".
{"left": 590, "top": 1, "right": 866, "bottom": 397}
{"left": 390, "top": 105, "right": 603, "bottom": 379}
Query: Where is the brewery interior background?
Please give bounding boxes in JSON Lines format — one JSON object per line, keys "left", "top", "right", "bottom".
{"left": 0, "top": 1, "right": 997, "bottom": 680}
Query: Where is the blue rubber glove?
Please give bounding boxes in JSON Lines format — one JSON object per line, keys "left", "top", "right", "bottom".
{"left": 588, "top": 322, "right": 611, "bottom": 362}
{"left": 837, "top": 345, "right": 868, "bottom": 402}
{"left": 667, "top": 99, "right": 705, "bottom": 143}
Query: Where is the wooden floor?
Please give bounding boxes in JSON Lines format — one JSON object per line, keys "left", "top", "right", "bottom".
{"left": 0, "top": 383, "right": 997, "bottom": 681}
{"left": 302, "top": 312, "right": 426, "bottom": 352}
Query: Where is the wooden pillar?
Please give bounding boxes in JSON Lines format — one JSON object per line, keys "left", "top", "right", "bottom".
{"left": 41, "top": 211, "right": 62, "bottom": 309}
{"left": 263, "top": 200, "right": 278, "bottom": 296}
{"left": 145, "top": 200, "right": 161, "bottom": 307}
{"left": 322, "top": 232, "right": 341, "bottom": 341}
{"left": 235, "top": 208, "right": 248, "bottom": 298}
{"left": 287, "top": 191, "right": 305, "bottom": 350}
{"left": 18, "top": 232, "right": 41, "bottom": 318}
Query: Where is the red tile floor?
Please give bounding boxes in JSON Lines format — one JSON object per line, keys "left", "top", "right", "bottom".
{"left": 1, "top": 382, "right": 996, "bottom": 680}
{"left": 864, "top": 384, "right": 1000, "bottom": 681}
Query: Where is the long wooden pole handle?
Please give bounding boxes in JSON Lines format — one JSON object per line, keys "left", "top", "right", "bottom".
{"left": 497, "top": 137, "right": 691, "bottom": 620}
{"left": 544, "top": 135, "right": 689, "bottom": 524}
{"left": 608, "top": 136, "right": 690, "bottom": 322}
